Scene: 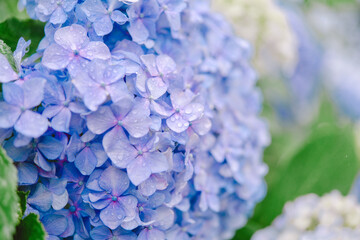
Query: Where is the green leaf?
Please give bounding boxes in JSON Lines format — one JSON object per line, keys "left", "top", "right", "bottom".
{"left": 14, "top": 213, "right": 46, "bottom": 240}
{"left": 17, "top": 191, "right": 30, "bottom": 222}
{"left": 0, "top": 18, "right": 45, "bottom": 58}
{"left": 0, "top": 40, "right": 16, "bottom": 71}
{"left": 0, "top": 147, "right": 19, "bottom": 240}
{"left": 233, "top": 99, "right": 359, "bottom": 239}
{"left": 0, "top": 0, "right": 28, "bottom": 23}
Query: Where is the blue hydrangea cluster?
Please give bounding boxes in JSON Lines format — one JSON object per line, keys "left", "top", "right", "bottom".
{"left": 1, "top": 0, "right": 269, "bottom": 239}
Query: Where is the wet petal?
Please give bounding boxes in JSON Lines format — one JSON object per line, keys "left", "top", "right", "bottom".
{"left": 118, "top": 195, "right": 138, "bottom": 221}
{"left": 166, "top": 113, "right": 188, "bottom": 133}
{"left": 51, "top": 107, "right": 71, "bottom": 132}
{"left": 0, "top": 54, "right": 18, "bottom": 83}
{"left": 86, "top": 106, "right": 116, "bottom": 134}
{"left": 0, "top": 102, "right": 21, "bottom": 128}
{"left": 93, "top": 15, "right": 113, "bottom": 36}
{"left": 111, "top": 10, "right": 128, "bottom": 24}
{"left": 80, "top": 41, "right": 111, "bottom": 60}
{"left": 138, "top": 228, "right": 165, "bottom": 240}
{"left": 156, "top": 55, "right": 176, "bottom": 76}
{"left": 42, "top": 43, "right": 71, "bottom": 70}
{"left": 100, "top": 202, "right": 126, "bottom": 230}
{"left": 22, "top": 77, "right": 46, "bottom": 109}
{"left": 147, "top": 77, "right": 167, "bottom": 99}
{"left": 140, "top": 54, "right": 158, "bottom": 76}
{"left": 147, "top": 152, "right": 169, "bottom": 174}
{"left": 128, "top": 19, "right": 149, "bottom": 44}
{"left": 54, "top": 24, "right": 89, "bottom": 51}
{"left": 127, "top": 156, "right": 151, "bottom": 186}
{"left": 50, "top": 6, "right": 67, "bottom": 24}
{"left": 75, "top": 147, "right": 97, "bottom": 175}
{"left": 14, "top": 110, "right": 48, "bottom": 138}
{"left": 99, "top": 166, "right": 130, "bottom": 196}
{"left": 122, "top": 99, "right": 151, "bottom": 138}
{"left": 2, "top": 82, "right": 23, "bottom": 106}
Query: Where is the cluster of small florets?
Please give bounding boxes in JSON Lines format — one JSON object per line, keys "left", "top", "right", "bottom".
{"left": 252, "top": 191, "right": 360, "bottom": 240}
{"left": 0, "top": 0, "right": 269, "bottom": 239}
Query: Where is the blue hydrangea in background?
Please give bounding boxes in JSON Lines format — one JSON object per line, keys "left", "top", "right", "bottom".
{"left": 0, "top": 0, "right": 269, "bottom": 239}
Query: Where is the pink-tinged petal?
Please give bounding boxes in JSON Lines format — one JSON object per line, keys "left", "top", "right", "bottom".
{"left": 182, "top": 103, "right": 204, "bottom": 122}
{"left": 51, "top": 107, "right": 71, "bottom": 132}
{"left": 93, "top": 15, "right": 113, "bottom": 36}
{"left": 122, "top": 99, "right": 151, "bottom": 138}
{"left": 99, "top": 166, "right": 129, "bottom": 196}
{"left": 140, "top": 54, "right": 158, "bottom": 76}
{"left": 127, "top": 156, "right": 151, "bottom": 186}
{"left": 100, "top": 202, "right": 126, "bottom": 230}
{"left": 22, "top": 77, "right": 46, "bottom": 109}
{"left": 86, "top": 106, "right": 116, "bottom": 134}
{"left": 156, "top": 55, "right": 176, "bottom": 75}
{"left": 2, "top": 82, "right": 24, "bottom": 106}
{"left": 166, "top": 113, "right": 189, "bottom": 133}
{"left": 0, "top": 102, "right": 21, "bottom": 128}
{"left": 102, "top": 127, "right": 137, "bottom": 168}
{"left": 54, "top": 24, "right": 89, "bottom": 51}
{"left": 80, "top": 41, "right": 111, "bottom": 60}
{"left": 14, "top": 110, "right": 49, "bottom": 138}
{"left": 147, "top": 77, "right": 167, "bottom": 99}
{"left": 191, "top": 117, "right": 212, "bottom": 136}
{"left": 42, "top": 44, "right": 72, "bottom": 70}
{"left": 0, "top": 54, "right": 18, "bottom": 83}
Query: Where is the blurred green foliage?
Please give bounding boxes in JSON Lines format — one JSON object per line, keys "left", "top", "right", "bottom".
{"left": 0, "top": 0, "right": 28, "bottom": 23}
{"left": 14, "top": 213, "right": 46, "bottom": 240}
{"left": 0, "top": 147, "right": 19, "bottom": 240}
{"left": 233, "top": 98, "right": 359, "bottom": 239}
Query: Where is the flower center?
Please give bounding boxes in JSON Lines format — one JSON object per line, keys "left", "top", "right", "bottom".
{"left": 78, "top": 181, "right": 83, "bottom": 186}
{"left": 175, "top": 108, "right": 180, "bottom": 113}
{"left": 139, "top": 206, "right": 144, "bottom": 211}
{"left": 73, "top": 50, "right": 79, "bottom": 56}
{"left": 69, "top": 206, "right": 76, "bottom": 213}
{"left": 138, "top": 150, "right": 143, "bottom": 155}
{"left": 148, "top": 226, "right": 153, "bottom": 230}
{"left": 117, "top": 120, "right": 123, "bottom": 126}
{"left": 140, "top": 13, "right": 145, "bottom": 18}
{"left": 112, "top": 196, "right": 118, "bottom": 201}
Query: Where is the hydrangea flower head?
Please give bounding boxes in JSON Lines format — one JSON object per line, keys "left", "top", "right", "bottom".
{"left": 252, "top": 191, "right": 360, "bottom": 240}
{"left": 1, "top": 0, "right": 269, "bottom": 239}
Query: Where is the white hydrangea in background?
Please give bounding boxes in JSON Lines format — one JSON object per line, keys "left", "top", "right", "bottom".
{"left": 212, "top": 0, "right": 298, "bottom": 78}
{"left": 252, "top": 191, "right": 360, "bottom": 240}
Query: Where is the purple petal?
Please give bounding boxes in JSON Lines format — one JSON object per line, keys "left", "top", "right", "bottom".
{"left": 14, "top": 110, "right": 48, "bottom": 138}
{"left": 0, "top": 102, "right": 21, "bottom": 128}
{"left": 90, "top": 143, "right": 108, "bottom": 167}
{"left": 75, "top": 147, "right": 97, "bottom": 175}
{"left": 51, "top": 107, "right": 71, "bottom": 132}
{"left": 100, "top": 202, "right": 126, "bottom": 230}
{"left": 27, "top": 183, "right": 52, "bottom": 212}
{"left": 93, "top": 15, "right": 113, "bottom": 36}
{"left": 22, "top": 77, "right": 46, "bottom": 109}
{"left": 17, "top": 162, "right": 38, "bottom": 185}
{"left": 128, "top": 19, "right": 149, "bottom": 44}
{"left": 50, "top": 6, "right": 67, "bottom": 24}
{"left": 192, "top": 117, "right": 212, "bottom": 136}
{"left": 182, "top": 103, "right": 204, "bottom": 122}
{"left": 99, "top": 166, "right": 129, "bottom": 196}
{"left": 42, "top": 44, "right": 72, "bottom": 70}
{"left": 122, "top": 99, "right": 151, "bottom": 138}
{"left": 34, "top": 152, "right": 53, "bottom": 172}
{"left": 153, "top": 207, "right": 175, "bottom": 230}
{"left": 127, "top": 156, "right": 151, "bottom": 186}
{"left": 42, "top": 214, "right": 67, "bottom": 236}
{"left": 0, "top": 54, "right": 18, "bottom": 83}
{"left": 43, "top": 105, "right": 63, "bottom": 119}
{"left": 156, "top": 55, "right": 176, "bottom": 75}
{"left": 118, "top": 195, "right": 138, "bottom": 221}
{"left": 140, "top": 54, "right": 158, "bottom": 76}
{"left": 170, "top": 90, "right": 195, "bottom": 109}
{"left": 3, "top": 139, "right": 31, "bottom": 162}
{"left": 138, "top": 228, "right": 165, "bottom": 240}
{"left": 86, "top": 106, "right": 116, "bottom": 134}
{"left": 90, "top": 226, "right": 112, "bottom": 240}
{"left": 111, "top": 96, "right": 134, "bottom": 119}
{"left": 147, "top": 152, "right": 169, "bottom": 174}
{"left": 38, "top": 136, "right": 64, "bottom": 159}
{"left": 166, "top": 113, "right": 189, "bottom": 133}
{"left": 54, "top": 24, "right": 89, "bottom": 51}
{"left": 80, "top": 41, "right": 111, "bottom": 60}
{"left": 147, "top": 77, "right": 167, "bottom": 99}
{"left": 80, "top": 0, "right": 107, "bottom": 22}
{"left": 107, "top": 81, "right": 132, "bottom": 103}
{"left": 2, "top": 82, "right": 24, "bottom": 106}
{"left": 102, "top": 126, "right": 137, "bottom": 168}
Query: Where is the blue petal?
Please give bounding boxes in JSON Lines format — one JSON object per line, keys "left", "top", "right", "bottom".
{"left": 122, "top": 99, "right": 151, "bottom": 138}
{"left": 2, "top": 82, "right": 24, "bottom": 106}
{"left": 38, "top": 136, "right": 64, "bottom": 160}
{"left": 0, "top": 54, "right": 18, "bottom": 83}
{"left": 166, "top": 113, "right": 188, "bottom": 133}
{"left": 52, "top": 191, "right": 69, "bottom": 210}
{"left": 127, "top": 156, "right": 151, "bottom": 186}
{"left": 127, "top": 19, "right": 149, "bottom": 44}
{"left": 90, "top": 226, "right": 112, "bottom": 240}
{"left": 17, "top": 162, "right": 38, "bottom": 185}
{"left": 99, "top": 166, "right": 129, "bottom": 196}
{"left": 80, "top": 0, "right": 107, "bottom": 22}
{"left": 4, "top": 138, "right": 32, "bottom": 162}
{"left": 86, "top": 106, "right": 116, "bottom": 134}
{"left": 0, "top": 102, "right": 21, "bottom": 129}
{"left": 34, "top": 152, "right": 53, "bottom": 172}
{"left": 118, "top": 195, "right": 138, "bottom": 221}
{"left": 22, "top": 77, "right": 46, "bottom": 109}
{"left": 27, "top": 183, "right": 52, "bottom": 212}
{"left": 75, "top": 147, "right": 97, "bottom": 175}
{"left": 54, "top": 24, "right": 89, "bottom": 51}
{"left": 138, "top": 228, "right": 165, "bottom": 240}
{"left": 48, "top": 178, "right": 67, "bottom": 195}
{"left": 111, "top": 10, "right": 128, "bottom": 24}
{"left": 51, "top": 107, "right": 71, "bottom": 132}
{"left": 42, "top": 214, "right": 67, "bottom": 236}
{"left": 100, "top": 202, "right": 126, "bottom": 230}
